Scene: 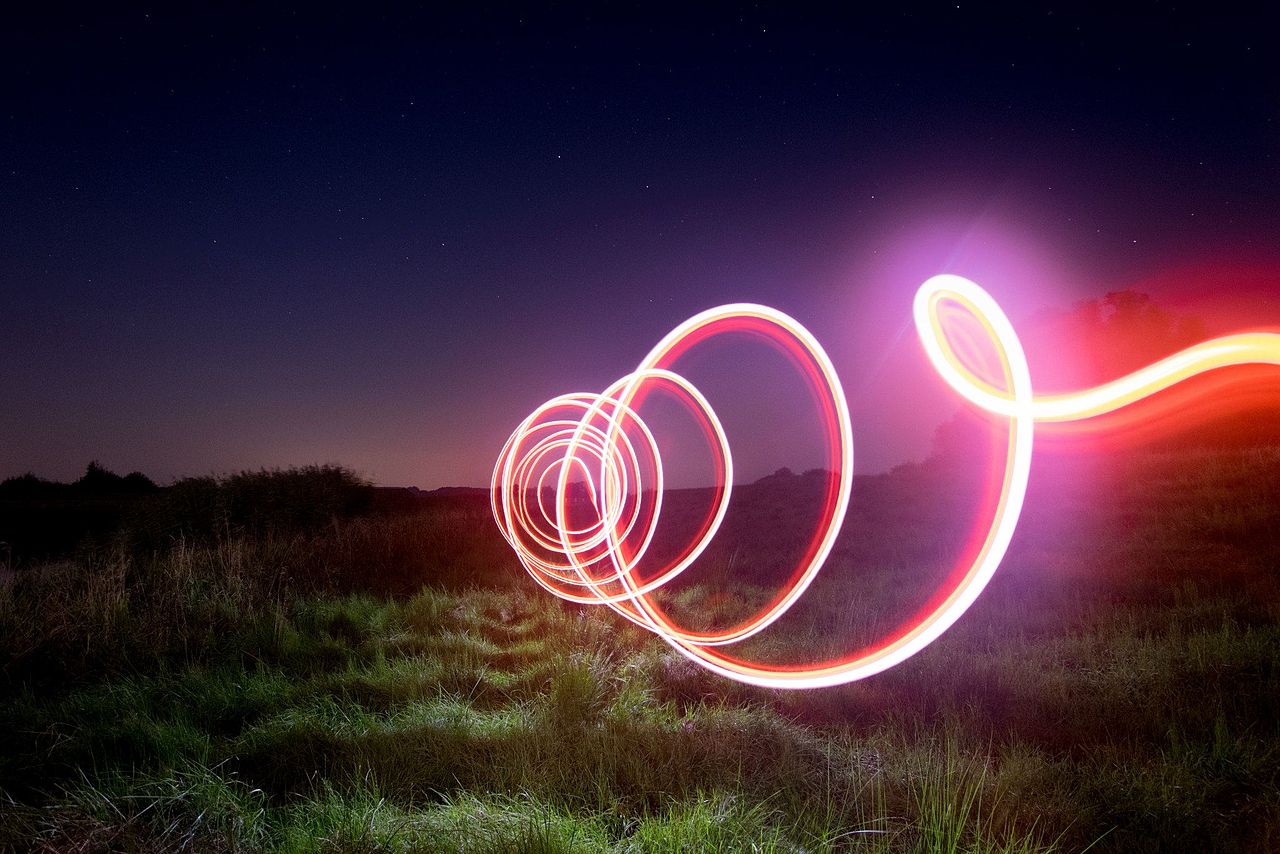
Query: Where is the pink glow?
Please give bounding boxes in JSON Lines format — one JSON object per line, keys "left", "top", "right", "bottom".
{"left": 492, "top": 276, "right": 1280, "bottom": 688}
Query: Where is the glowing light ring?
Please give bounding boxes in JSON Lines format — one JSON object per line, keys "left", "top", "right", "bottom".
{"left": 494, "top": 394, "right": 660, "bottom": 590}
{"left": 493, "top": 370, "right": 737, "bottom": 609}
{"left": 492, "top": 274, "right": 1280, "bottom": 688}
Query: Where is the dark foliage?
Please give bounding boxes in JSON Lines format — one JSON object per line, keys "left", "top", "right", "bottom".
{"left": 128, "top": 465, "right": 374, "bottom": 551}
{"left": 0, "top": 464, "right": 374, "bottom": 565}
{"left": 75, "top": 461, "right": 159, "bottom": 496}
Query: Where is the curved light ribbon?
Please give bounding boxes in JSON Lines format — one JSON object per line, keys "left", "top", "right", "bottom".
{"left": 492, "top": 274, "right": 1280, "bottom": 688}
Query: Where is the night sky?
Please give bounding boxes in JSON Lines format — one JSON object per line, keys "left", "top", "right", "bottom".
{"left": 3, "top": 4, "right": 1278, "bottom": 488}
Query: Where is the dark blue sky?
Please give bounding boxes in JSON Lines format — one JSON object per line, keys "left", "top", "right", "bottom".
{"left": 3, "top": 4, "right": 1277, "bottom": 486}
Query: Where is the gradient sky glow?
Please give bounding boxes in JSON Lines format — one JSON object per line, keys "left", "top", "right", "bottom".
{"left": 3, "top": 5, "right": 1278, "bottom": 487}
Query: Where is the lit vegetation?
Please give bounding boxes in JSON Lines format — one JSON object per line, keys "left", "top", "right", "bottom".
{"left": 1, "top": 451, "right": 1278, "bottom": 852}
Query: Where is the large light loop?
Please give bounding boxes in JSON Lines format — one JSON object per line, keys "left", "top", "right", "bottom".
{"left": 491, "top": 274, "right": 1280, "bottom": 688}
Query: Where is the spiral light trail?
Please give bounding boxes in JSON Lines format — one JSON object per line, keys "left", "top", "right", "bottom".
{"left": 491, "top": 274, "right": 1280, "bottom": 688}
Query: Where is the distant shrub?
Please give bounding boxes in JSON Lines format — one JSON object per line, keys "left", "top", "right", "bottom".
{"left": 77, "top": 461, "right": 124, "bottom": 495}
{"left": 130, "top": 465, "right": 373, "bottom": 549}
{"left": 0, "top": 465, "right": 157, "bottom": 562}
{"left": 0, "top": 463, "right": 158, "bottom": 500}
{"left": 0, "top": 472, "right": 68, "bottom": 500}
{"left": 121, "top": 471, "right": 160, "bottom": 494}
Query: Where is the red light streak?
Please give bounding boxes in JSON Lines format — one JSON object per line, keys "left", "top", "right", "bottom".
{"left": 492, "top": 275, "right": 1280, "bottom": 688}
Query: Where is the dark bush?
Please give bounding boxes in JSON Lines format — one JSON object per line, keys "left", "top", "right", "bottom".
{"left": 128, "top": 465, "right": 373, "bottom": 550}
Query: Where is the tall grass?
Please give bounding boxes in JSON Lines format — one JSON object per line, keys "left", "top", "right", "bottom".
{"left": 1, "top": 449, "right": 1278, "bottom": 850}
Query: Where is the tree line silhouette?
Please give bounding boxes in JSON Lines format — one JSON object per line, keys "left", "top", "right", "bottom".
{"left": 0, "top": 463, "right": 373, "bottom": 565}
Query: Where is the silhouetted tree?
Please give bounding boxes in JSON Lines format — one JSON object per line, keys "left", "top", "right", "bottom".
{"left": 69, "top": 462, "right": 160, "bottom": 496}
{"left": 75, "top": 461, "right": 127, "bottom": 495}
{"left": 121, "top": 472, "right": 159, "bottom": 494}
{"left": 0, "top": 473, "right": 66, "bottom": 499}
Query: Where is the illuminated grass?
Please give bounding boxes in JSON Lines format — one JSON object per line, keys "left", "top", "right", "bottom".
{"left": 1, "top": 447, "right": 1278, "bottom": 850}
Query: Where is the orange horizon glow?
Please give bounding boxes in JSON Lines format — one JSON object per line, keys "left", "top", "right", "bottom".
{"left": 492, "top": 275, "right": 1280, "bottom": 689}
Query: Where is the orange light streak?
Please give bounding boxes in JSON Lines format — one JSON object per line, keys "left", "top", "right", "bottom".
{"left": 492, "top": 275, "right": 1280, "bottom": 688}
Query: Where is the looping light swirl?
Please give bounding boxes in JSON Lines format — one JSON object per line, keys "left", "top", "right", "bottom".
{"left": 492, "top": 275, "right": 1280, "bottom": 688}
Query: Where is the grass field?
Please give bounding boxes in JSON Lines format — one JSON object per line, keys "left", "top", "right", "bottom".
{"left": 1, "top": 447, "right": 1278, "bottom": 852}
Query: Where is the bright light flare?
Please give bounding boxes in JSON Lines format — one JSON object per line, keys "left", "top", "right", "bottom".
{"left": 492, "top": 275, "right": 1280, "bottom": 688}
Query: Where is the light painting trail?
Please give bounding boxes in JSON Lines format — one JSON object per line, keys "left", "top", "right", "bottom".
{"left": 492, "top": 275, "right": 1280, "bottom": 688}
